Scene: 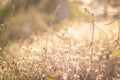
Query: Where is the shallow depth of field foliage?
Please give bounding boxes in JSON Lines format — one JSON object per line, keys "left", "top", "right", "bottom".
{"left": 0, "top": 0, "right": 120, "bottom": 80}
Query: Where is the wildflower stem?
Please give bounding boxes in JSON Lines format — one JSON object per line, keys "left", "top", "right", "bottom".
{"left": 91, "top": 13, "right": 95, "bottom": 64}
{"left": 117, "top": 8, "right": 120, "bottom": 47}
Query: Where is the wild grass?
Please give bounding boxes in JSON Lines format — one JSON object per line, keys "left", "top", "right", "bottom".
{"left": 0, "top": 20, "right": 119, "bottom": 80}
{"left": 0, "top": 6, "right": 120, "bottom": 80}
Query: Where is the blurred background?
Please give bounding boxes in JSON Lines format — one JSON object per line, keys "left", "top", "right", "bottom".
{"left": 0, "top": 0, "right": 120, "bottom": 50}
{"left": 0, "top": 0, "right": 120, "bottom": 80}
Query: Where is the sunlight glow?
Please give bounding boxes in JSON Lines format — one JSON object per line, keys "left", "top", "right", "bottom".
{"left": 81, "top": 0, "right": 92, "bottom": 4}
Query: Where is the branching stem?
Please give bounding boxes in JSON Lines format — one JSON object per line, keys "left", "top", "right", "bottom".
{"left": 114, "top": 7, "right": 120, "bottom": 49}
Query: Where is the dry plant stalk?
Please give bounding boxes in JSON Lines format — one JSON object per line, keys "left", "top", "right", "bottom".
{"left": 91, "top": 13, "right": 95, "bottom": 64}
{"left": 105, "top": 7, "right": 120, "bottom": 49}
{"left": 114, "top": 8, "right": 120, "bottom": 49}
{"left": 84, "top": 8, "right": 95, "bottom": 66}
{"left": 84, "top": 8, "right": 96, "bottom": 80}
